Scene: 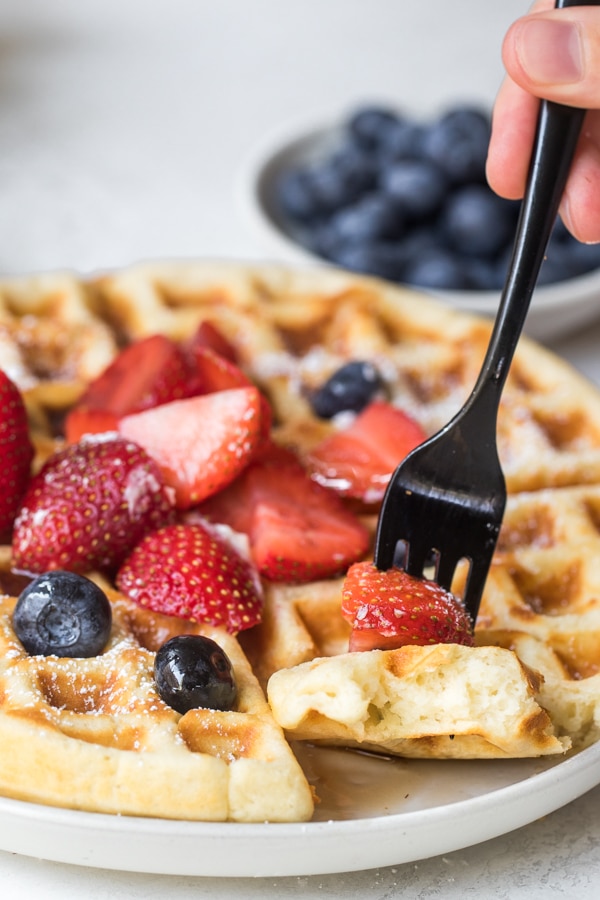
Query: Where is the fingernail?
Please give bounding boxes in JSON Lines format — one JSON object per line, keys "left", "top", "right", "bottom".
{"left": 515, "top": 18, "right": 584, "bottom": 84}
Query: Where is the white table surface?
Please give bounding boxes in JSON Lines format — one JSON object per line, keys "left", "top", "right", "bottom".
{"left": 1, "top": 1, "right": 600, "bottom": 896}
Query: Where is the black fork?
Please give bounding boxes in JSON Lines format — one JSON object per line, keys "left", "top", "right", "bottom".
{"left": 374, "top": 0, "right": 596, "bottom": 623}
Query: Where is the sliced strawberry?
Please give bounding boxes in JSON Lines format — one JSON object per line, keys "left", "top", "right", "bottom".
{"left": 199, "top": 445, "right": 370, "bottom": 583}
{"left": 187, "top": 320, "right": 238, "bottom": 363}
{"left": 116, "top": 522, "right": 263, "bottom": 633}
{"left": 64, "top": 407, "right": 120, "bottom": 443}
{"left": 12, "top": 435, "right": 176, "bottom": 575}
{"left": 341, "top": 562, "right": 473, "bottom": 651}
{"left": 257, "top": 393, "right": 273, "bottom": 441}
{"left": 305, "top": 401, "right": 427, "bottom": 503}
{"left": 0, "top": 371, "right": 34, "bottom": 537}
{"left": 183, "top": 345, "right": 273, "bottom": 451}
{"left": 118, "top": 386, "right": 263, "bottom": 509}
{"left": 77, "top": 334, "right": 192, "bottom": 417}
{"left": 189, "top": 346, "right": 251, "bottom": 393}
{"left": 197, "top": 443, "right": 294, "bottom": 536}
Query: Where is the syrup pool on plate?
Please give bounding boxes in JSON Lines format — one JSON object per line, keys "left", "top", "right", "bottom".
{"left": 294, "top": 743, "right": 561, "bottom": 821}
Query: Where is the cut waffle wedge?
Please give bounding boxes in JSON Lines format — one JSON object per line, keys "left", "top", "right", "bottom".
{"left": 2, "top": 260, "right": 600, "bottom": 821}
{"left": 0, "top": 562, "right": 313, "bottom": 821}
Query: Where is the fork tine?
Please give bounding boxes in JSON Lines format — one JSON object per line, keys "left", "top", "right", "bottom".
{"left": 404, "top": 541, "right": 432, "bottom": 580}
{"left": 461, "top": 550, "right": 497, "bottom": 620}
{"left": 374, "top": 482, "right": 410, "bottom": 571}
{"left": 434, "top": 552, "right": 458, "bottom": 592}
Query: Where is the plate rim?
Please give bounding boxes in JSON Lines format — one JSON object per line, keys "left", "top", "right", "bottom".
{"left": 1, "top": 739, "right": 599, "bottom": 877}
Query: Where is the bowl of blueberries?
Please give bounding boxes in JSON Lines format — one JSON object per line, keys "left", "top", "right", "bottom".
{"left": 238, "top": 103, "right": 600, "bottom": 342}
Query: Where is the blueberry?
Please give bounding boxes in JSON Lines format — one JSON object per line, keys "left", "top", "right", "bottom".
{"left": 550, "top": 216, "right": 572, "bottom": 243}
{"left": 392, "top": 227, "right": 440, "bottom": 265}
{"left": 327, "top": 192, "right": 404, "bottom": 244}
{"left": 378, "top": 119, "right": 426, "bottom": 162}
{"left": 535, "top": 233, "right": 591, "bottom": 285}
{"left": 439, "top": 185, "right": 516, "bottom": 258}
{"left": 330, "top": 141, "right": 379, "bottom": 194}
{"left": 402, "top": 248, "right": 471, "bottom": 290}
{"left": 311, "top": 159, "right": 371, "bottom": 213}
{"left": 536, "top": 253, "right": 574, "bottom": 286}
{"left": 276, "top": 154, "right": 369, "bottom": 225}
{"left": 559, "top": 234, "right": 600, "bottom": 277}
{"left": 380, "top": 159, "right": 448, "bottom": 221}
{"left": 154, "top": 635, "right": 237, "bottom": 714}
{"left": 347, "top": 105, "right": 400, "bottom": 151}
{"left": 462, "top": 256, "right": 504, "bottom": 291}
{"left": 421, "top": 106, "right": 491, "bottom": 184}
{"left": 310, "top": 361, "right": 383, "bottom": 418}
{"left": 13, "top": 570, "right": 112, "bottom": 658}
{"left": 275, "top": 168, "right": 319, "bottom": 223}
{"left": 324, "top": 239, "right": 409, "bottom": 281}
{"left": 325, "top": 228, "right": 440, "bottom": 282}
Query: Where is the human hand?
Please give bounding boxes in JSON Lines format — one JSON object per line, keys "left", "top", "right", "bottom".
{"left": 486, "top": 0, "right": 600, "bottom": 243}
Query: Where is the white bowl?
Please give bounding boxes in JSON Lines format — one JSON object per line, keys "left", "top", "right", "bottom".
{"left": 236, "top": 116, "right": 600, "bottom": 343}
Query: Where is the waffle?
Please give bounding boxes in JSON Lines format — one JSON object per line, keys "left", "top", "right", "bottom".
{"left": 2, "top": 260, "right": 600, "bottom": 818}
{"left": 6, "top": 260, "right": 600, "bottom": 490}
{"left": 262, "top": 486, "right": 600, "bottom": 756}
{"left": 0, "top": 550, "right": 314, "bottom": 821}
{"left": 267, "top": 642, "right": 568, "bottom": 759}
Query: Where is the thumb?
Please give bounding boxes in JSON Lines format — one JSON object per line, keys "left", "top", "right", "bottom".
{"left": 503, "top": 8, "right": 600, "bottom": 108}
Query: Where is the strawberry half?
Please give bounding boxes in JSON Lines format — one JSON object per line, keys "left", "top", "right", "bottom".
{"left": 189, "top": 346, "right": 251, "bottom": 393}
{"left": 305, "top": 401, "right": 426, "bottom": 503}
{"left": 0, "top": 371, "right": 34, "bottom": 537}
{"left": 116, "top": 522, "right": 263, "bottom": 633}
{"left": 71, "top": 333, "right": 192, "bottom": 418}
{"left": 118, "top": 386, "right": 263, "bottom": 509}
{"left": 199, "top": 445, "right": 370, "bottom": 582}
{"left": 12, "top": 435, "right": 176, "bottom": 575}
{"left": 186, "top": 320, "right": 239, "bottom": 363}
{"left": 341, "top": 561, "right": 473, "bottom": 651}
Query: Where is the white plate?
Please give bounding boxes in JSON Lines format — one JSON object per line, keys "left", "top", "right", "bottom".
{"left": 1, "top": 740, "right": 599, "bottom": 877}
{"left": 236, "top": 117, "right": 600, "bottom": 343}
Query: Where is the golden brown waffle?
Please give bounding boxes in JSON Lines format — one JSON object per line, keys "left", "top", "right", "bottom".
{"left": 475, "top": 483, "right": 600, "bottom": 749}
{"left": 247, "top": 486, "right": 600, "bottom": 754}
{"left": 267, "top": 642, "right": 568, "bottom": 759}
{"left": 5, "top": 261, "right": 600, "bottom": 490}
{"left": 0, "top": 552, "right": 313, "bottom": 821}
{"left": 2, "top": 260, "right": 600, "bottom": 815}
{"left": 89, "top": 261, "right": 600, "bottom": 494}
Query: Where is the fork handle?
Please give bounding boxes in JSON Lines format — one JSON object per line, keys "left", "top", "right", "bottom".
{"left": 466, "top": 0, "right": 596, "bottom": 424}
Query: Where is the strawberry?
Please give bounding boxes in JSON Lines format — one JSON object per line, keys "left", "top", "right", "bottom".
{"left": 199, "top": 444, "right": 370, "bottom": 582}
{"left": 186, "top": 320, "right": 239, "bottom": 363}
{"left": 184, "top": 345, "right": 273, "bottom": 450}
{"left": 64, "top": 407, "right": 120, "bottom": 442}
{"left": 341, "top": 561, "right": 473, "bottom": 651}
{"left": 118, "top": 386, "right": 263, "bottom": 509}
{"left": 116, "top": 522, "right": 263, "bottom": 633}
{"left": 73, "top": 333, "right": 192, "bottom": 417}
{"left": 189, "top": 346, "right": 250, "bottom": 393}
{"left": 0, "top": 371, "right": 34, "bottom": 537}
{"left": 12, "top": 435, "right": 175, "bottom": 575}
{"left": 305, "top": 401, "right": 427, "bottom": 503}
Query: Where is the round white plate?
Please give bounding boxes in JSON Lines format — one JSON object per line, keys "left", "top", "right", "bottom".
{"left": 1, "top": 740, "right": 599, "bottom": 877}
{"left": 236, "top": 116, "right": 600, "bottom": 343}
